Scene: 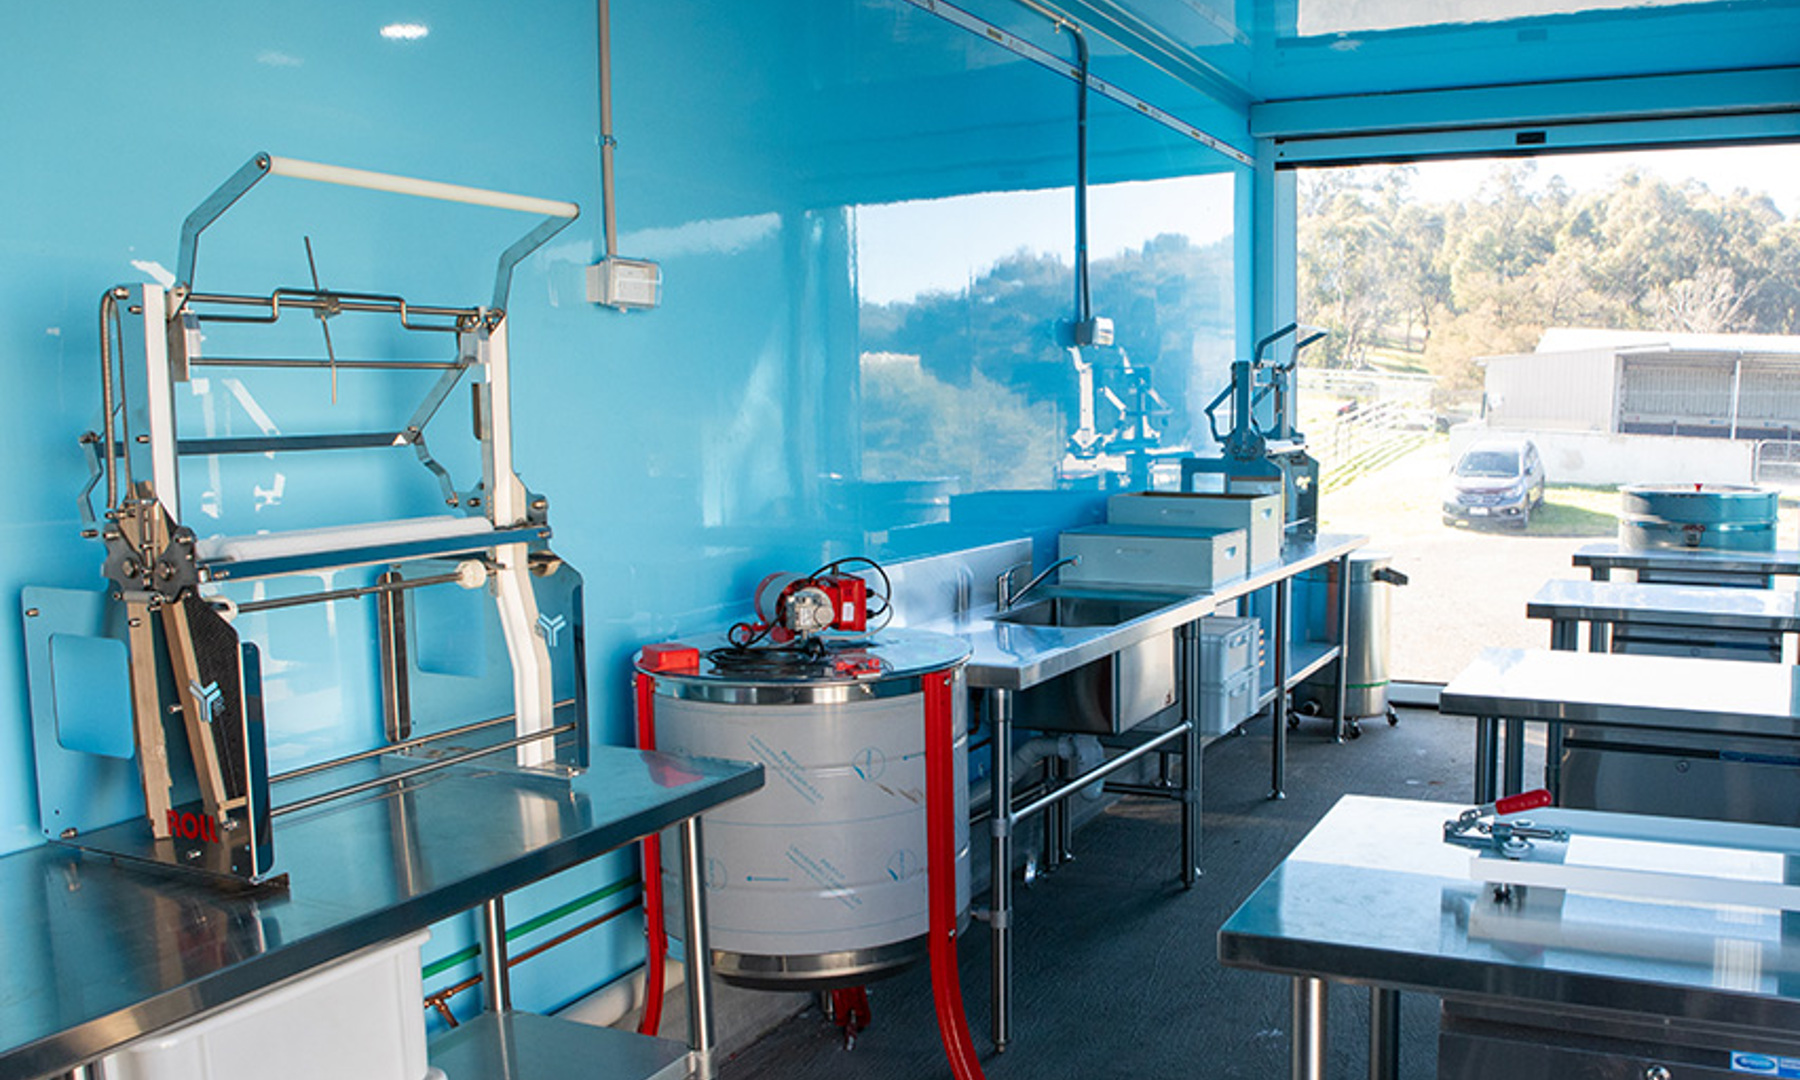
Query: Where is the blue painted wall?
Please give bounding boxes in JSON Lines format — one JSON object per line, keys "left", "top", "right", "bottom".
{"left": 2, "top": 0, "right": 1246, "bottom": 1018}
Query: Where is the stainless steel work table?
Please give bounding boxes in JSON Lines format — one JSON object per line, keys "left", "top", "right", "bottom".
{"left": 1439, "top": 646, "right": 1800, "bottom": 802}
{"left": 1527, "top": 577, "right": 1800, "bottom": 658}
{"left": 0, "top": 746, "right": 763, "bottom": 1080}
{"left": 922, "top": 531, "right": 1366, "bottom": 1053}
{"left": 1574, "top": 541, "right": 1800, "bottom": 583}
{"left": 1219, "top": 794, "right": 1800, "bottom": 1080}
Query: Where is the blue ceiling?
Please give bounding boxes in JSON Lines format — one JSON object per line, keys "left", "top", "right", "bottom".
{"left": 1067, "top": 0, "right": 1800, "bottom": 103}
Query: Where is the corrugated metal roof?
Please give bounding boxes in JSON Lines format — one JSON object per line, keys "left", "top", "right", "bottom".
{"left": 1535, "top": 327, "right": 1800, "bottom": 355}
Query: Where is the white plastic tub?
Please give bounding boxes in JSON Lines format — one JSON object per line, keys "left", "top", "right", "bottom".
{"left": 1197, "top": 668, "right": 1259, "bottom": 738}
{"left": 1195, "top": 615, "right": 1261, "bottom": 685}
{"left": 102, "top": 931, "right": 434, "bottom": 1080}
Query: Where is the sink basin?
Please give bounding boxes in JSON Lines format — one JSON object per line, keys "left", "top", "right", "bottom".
{"left": 988, "top": 588, "right": 1188, "bottom": 735}
{"left": 1000, "top": 594, "right": 1180, "bottom": 630}
{"left": 994, "top": 594, "right": 1173, "bottom": 628}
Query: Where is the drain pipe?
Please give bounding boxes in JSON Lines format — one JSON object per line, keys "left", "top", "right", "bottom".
{"left": 926, "top": 669, "right": 985, "bottom": 1080}
{"left": 634, "top": 672, "right": 669, "bottom": 1037}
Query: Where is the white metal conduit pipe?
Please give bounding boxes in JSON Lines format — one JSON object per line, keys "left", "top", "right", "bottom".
{"left": 262, "top": 155, "right": 580, "bottom": 218}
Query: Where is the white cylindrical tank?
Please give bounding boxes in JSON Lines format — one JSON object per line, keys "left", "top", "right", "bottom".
{"left": 637, "top": 628, "right": 970, "bottom": 989}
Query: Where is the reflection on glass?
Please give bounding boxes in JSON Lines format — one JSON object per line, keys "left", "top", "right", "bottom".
{"left": 853, "top": 173, "right": 1234, "bottom": 505}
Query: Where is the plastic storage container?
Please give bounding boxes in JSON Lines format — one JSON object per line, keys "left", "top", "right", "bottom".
{"left": 1197, "top": 667, "right": 1259, "bottom": 737}
{"left": 1195, "top": 615, "right": 1261, "bottom": 685}
{"left": 1107, "top": 492, "right": 1284, "bottom": 569}
{"left": 1058, "top": 524, "right": 1248, "bottom": 591}
{"left": 102, "top": 932, "right": 434, "bottom": 1080}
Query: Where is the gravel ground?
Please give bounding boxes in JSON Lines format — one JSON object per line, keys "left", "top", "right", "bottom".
{"left": 1318, "top": 439, "right": 1800, "bottom": 683}
{"left": 1324, "top": 440, "right": 1624, "bottom": 683}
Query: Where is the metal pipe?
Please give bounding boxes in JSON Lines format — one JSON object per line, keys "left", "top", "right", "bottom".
{"left": 988, "top": 687, "right": 1013, "bottom": 1052}
{"left": 187, "top": 290, "right": 478, "bottom": 327}
{"left": 1291, "top": 976, "right": 1327, "bottom": 1080}
{"left": 1369, "top": 987, "right": 1400, "bottom": 1080}
{"left": 1332, "top": 554, "right": 1352, "bottom": 742}
{"left": 270, "top": 721, "right": 575, "bottom": 817}
{"left": 1009, "top": 723, "right": 1189, "bottom": 823}
{"left": 1180, "top": 622, "right": 1202, "bottom": 887}
{"left": 482, "top": 897, "right": 512, "bottom": 1012}
{"left": 97, "top": 291, "right": 120, "bottom": 510}
{"left": 1474, "top": 718, "right": 1498, "bottom": 804}
{"left": 233, "top": 569, "right": 468, "bottom": 615}
{"left": 190, "top": 356, "right": 462, "bottom": 370}
{"left": 1503, "top": 718, "right": 1526, "bottom": 797}
{"left": 1103, "top": 781, "right": 1183, "bottom": 799}
{"left": 679, "top": 817, "right": 717, "bottom": 1080}
{"left": 597, "top": 0, "right": 619, "bottom": 259}
{"left": 269, "top": 711, "right": 522, "bottom": 783}
{"left": 1271, "top": 577, "right": 1290, "bottom": 800}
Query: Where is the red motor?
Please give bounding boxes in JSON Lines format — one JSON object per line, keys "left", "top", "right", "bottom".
{"left": 751, "top": 571, "right": 868, "bottom": 642}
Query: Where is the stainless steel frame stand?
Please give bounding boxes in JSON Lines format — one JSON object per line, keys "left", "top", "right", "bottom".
{"left": 680, "top": 817, "right": 716, "bottom": 1080}
{"left": 1292, "top": 976, "right": 1327, "bottom": 1080}
{"left": 1271, "top": 577, "right": 1291, "bottom": 799}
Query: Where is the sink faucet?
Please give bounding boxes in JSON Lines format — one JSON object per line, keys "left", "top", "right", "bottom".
{"left": 996, "top": 556, "right": 1080, "bottom": 612}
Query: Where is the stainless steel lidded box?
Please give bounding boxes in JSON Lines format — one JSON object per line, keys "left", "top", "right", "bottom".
{"left": 1059, "top": 523, "right": 1249, "bottom": 591}
{"left": 1107, "top": 492, "right": 1283, "bottom": 569}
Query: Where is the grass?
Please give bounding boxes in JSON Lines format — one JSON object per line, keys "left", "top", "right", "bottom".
{"left": 1528, "top": 485, "right": 1621, "bottom": 537}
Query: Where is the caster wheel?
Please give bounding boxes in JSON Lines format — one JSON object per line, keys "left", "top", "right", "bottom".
{"left": 1346, "top": 721, "right": 1363, "bottom": 739}
{"left": 1296, "top": 699, "right": 1322, "bottom": 717}
{"left": 1386, "top": 705, "right": 1399, "bottom": 727}
{"left": 1287, "top": 714, "right": 1301, "bottom": 730}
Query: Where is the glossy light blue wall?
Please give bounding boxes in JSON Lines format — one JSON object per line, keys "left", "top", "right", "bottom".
{"left": 1, "top": 0, "right": 1248, "bottom": 1016}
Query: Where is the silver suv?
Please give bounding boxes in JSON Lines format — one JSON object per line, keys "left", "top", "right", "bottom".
{"left": 1442, "top": 437, "right": 1546, "bottom": 530}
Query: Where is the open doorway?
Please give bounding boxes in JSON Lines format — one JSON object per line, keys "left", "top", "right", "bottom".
{"left": 1297, "top": 145, "right": 1800, "bottom": 683}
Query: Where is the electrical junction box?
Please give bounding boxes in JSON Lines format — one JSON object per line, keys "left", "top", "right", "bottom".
{"left": 587, "top": 257, "right": 662, "bottom": 310}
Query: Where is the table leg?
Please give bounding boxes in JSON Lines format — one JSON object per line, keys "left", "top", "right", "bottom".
{"left": 1333, "top": 553, "right": 1352, "bottom": 743}
{"left": 1473, "top": 717, "right": 1498, "bottom": 804}
{"left": 1544, "top": 722, "right": 1564, "bottom": 799}
{"left": 1180, "top": 622, "right": 1201, "bottom": 887}
{"left": 679, "top": 817, "right": 717, "bottom": 1080}
{"left": 1503, "top": 718, "right": 1526, "bottom": 797}
{"left": 1369, "top": 987, "right": 1400, "bottom": 1080}
{"left": 1292, "top": 976, "right": 1327, "bottom": 1080}
{"left": 1550, "top": 617, "right": 1579, "bottom": 652}
{"left": 1271, "top": 578, "right": 1290, "bottom": 801}
{"left": 989, "top": 687, "right": 1014, "bottom": 1053}
{"left": 1589, "top": 567, "right": 1612, "bottom": 651}
{"left": 481, "top": 896, "right": 511, "bottom": 1012}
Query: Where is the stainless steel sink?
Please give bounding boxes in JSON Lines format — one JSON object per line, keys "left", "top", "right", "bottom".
{"left": 992, "top": 588, "right": 1186, "bottom": 735}
{"left": 994, "top": 594, "right": 1172, "bottom": 628}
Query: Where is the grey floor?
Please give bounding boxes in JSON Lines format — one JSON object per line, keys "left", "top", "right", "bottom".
{"left": 720, "top": 706, "right": 1495, "bottom": 1080}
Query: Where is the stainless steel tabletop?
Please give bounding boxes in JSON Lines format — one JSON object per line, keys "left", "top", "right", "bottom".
{"left": 1574, "top": 542, "right": 1800, "bottom": 577}
{"left": 1527, "top": 577, "right": 1800, "bottom": 631}
{"left": 921, "top": 533, "right": 1366, "bottom": 691}
{"left": 0, "top": 746, "right": 763, "bottom": 1080}
{"left": 1218, "top": 794, "right": 1800, "bottom": 1030}
{"left": 1440, "top": 647, "right": 1800, "bottom": 734}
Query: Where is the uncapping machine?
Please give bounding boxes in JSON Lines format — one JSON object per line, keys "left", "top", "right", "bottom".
{"left": 28, "top": 153, "right": 588, "bottom": 887}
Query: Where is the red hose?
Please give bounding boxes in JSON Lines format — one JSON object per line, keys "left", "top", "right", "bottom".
{"left": 924, "top": 669, "right": 985, "bottom": 1080}
{"left": 635, "top": 672, "right": 667, "bottom": 1037}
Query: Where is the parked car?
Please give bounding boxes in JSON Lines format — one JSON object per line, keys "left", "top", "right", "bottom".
{"left": 1442, "top": 437, "right": 1546, "bottom": 529}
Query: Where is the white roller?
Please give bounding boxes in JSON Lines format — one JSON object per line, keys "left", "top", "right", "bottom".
{"left": 195, "top": 515, "right": 493, "bottom": 564}
{"left": 265, "top": 155, "right": 579, "bottom": 219}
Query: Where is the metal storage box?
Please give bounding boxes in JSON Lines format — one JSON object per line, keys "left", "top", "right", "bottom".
{"left": 1107, "top": 492, "right": 1284, "bottom": 569}
{"left": 1058, "top": 524, "right": 1248, "bottom": 592}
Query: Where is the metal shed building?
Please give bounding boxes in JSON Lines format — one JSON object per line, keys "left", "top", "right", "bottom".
{"left": 1483, "top": 328, "right": 1800, "bottom": 441}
